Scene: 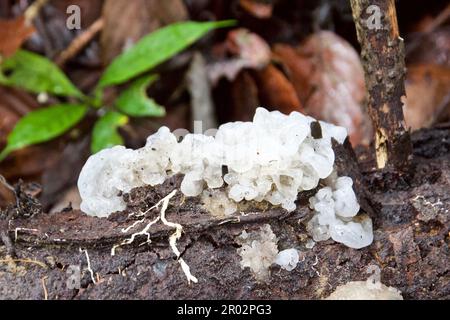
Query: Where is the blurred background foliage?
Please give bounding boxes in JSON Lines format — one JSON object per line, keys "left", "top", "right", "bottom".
{"left": 0, "top": 0, "right": 449, "bottom": 212}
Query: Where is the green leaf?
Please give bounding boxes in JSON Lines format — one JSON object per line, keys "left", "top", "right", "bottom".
{"left": 0, "top": 68, "right": 7, "bottom": 84}
{"left": 1, "top": 50, "right": 83, "bottom": 98}
{"left": 91, "top": 87, "right": 104, "bottom": 108}
{"left": 91, "top": 111, "right": 129, "bottom": 153}
{"left": 115, "top": 74, "right": 165, "bottom": 117}
{"left": 0, "top": 104, "right": 88, "bottom": 161}
{"left": 99, "top": 20, "right": 236, "bottom": 87}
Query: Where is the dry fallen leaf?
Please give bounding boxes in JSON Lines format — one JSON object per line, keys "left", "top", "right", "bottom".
{"left": 0, "top": 106, "right": 20, "bottom": 149}
{"left": 274, "top": 31, "right": 371, "bottom": 146}
{"left": 239, "top": 0, "right": 274, "bottom": 19}
{"left": 0, "top": 179, "right": 16, "bottom": 208}
{"left": 227, "top": 28, "right": 271, "bottom": 67}
{"left": 253, "top": 64, "right": 304, "bottom": 114}
{"left": 0, "top": 144, "right": 62, "bottom": 182}
{"left": 100, "top": 0, "right": 188, "bottom": 65}
{"left": 0, "top": 16, "right": 35, "bottom": 58}
{"left": 208, "top": 28, "right": 271, "bottom": 85}
{"left": 403, "top": 64, "right": 450, "bottom": 130}
{"left": 405, "top": 26, "right": 450, "bottom": 129}
{"left": 231, "top": 71, "right": 260, "bottom": 121}
{"left": 272, "top": 44, "right": 314, "bottom": 104}
{"left": 0, "top": 87, "right": 40, "bottom": 148}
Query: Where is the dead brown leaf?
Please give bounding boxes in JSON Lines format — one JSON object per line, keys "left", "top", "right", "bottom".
{"left": 0, "top": 16, "right": 35, "bottom": 58}
{"left": 0, "top": 87, "right": 40, "bottom": 149}
{"left": 100, "top": 0, "right": 188, "bottom": 65}
{"left": 404, "top": 64, "right": 450, "bottom": 130}
{"left": 272, "top": 44, "right": 314, "bottom": 104}
{"left": 239, "top": 0, "right": 274, "bottom": 19}
{"left": 274, "top": 31, "right": 371, "bottom": 146}
{"left": 0, "top": 144, "right": 62, "bottom": 182}
{"left": 227, "top": 28, "right": 271, "bottom": 67}
{"left": 253, "top": 64, "right": 303, "bottom": 114}
{"left": 231, "top": 71, "right": 259, "bottom": 121}
{"left": 0, "top": 106, "right": 19, "bottom": 149}
{"left": 0, "top": 180, "right": 15, "bottom": 208}
{"left": 208, "top": 28, "right": 271, "bottom": 85}
{"left": 405, "top": 26, "right": 450, "bottom": 129}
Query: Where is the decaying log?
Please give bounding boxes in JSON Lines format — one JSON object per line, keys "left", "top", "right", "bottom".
{"left": 0, "top": 127, "right": 449, "bottom": 300}
{"left": 350, "top": 0, "right": 412, "bottom": 170}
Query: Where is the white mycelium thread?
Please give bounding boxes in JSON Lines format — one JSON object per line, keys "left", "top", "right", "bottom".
{"left": 77, "top": 107, "right": 373, "bottom": 249}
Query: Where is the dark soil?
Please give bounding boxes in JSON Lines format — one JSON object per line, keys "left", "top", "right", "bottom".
{"left": 0, "top": 126, "right": 449, "bottom": 300}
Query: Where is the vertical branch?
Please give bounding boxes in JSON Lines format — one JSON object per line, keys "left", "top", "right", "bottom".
{"left": 24, "top": 0, "right": 49, "bottom": 24}
{"left": 350, "top": 0, "right": 412, "bottom": 170}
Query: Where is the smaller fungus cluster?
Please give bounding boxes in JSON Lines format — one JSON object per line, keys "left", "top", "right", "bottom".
{"left": 307, "top": 173, "right": 373, "bottom": 249}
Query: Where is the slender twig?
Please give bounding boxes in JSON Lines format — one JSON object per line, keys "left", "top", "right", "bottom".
{"left": 350, "top": 0, "right": 412, "bottom": 170}
{"left": 0, "top": 257, "right": 47, "bottom": 269}
{"left": 24, "top": 0, "right": 49, "bottom": 25}
{"left": 422, "top": 3, "right": 450, "bottom": 33}
{"left": 56, "top": 18, "right": 104, "bottom": 66}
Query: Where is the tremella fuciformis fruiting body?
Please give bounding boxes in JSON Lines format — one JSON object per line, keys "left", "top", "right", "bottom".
{"left": 77, "top": 107, "right": 373, "bottom": 249}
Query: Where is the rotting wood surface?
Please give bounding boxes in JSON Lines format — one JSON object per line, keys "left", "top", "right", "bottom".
{"left": 0, "top": 127, "right": 449, "bottom": 300}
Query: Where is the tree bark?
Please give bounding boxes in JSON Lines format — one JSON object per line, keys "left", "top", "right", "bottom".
{"left": 350, "top": 0, "right": 412, "bottom": 170}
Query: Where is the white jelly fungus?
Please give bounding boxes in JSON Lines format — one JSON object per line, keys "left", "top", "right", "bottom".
{"left": 236, "top": 224, "right": 279, "bottom": 280}
{"left": 307, "top": 173, "right": 373, "bottom": 249}
{"left": 77, "top": 107, "right": 373, "bottom": 249}
{"left": 275, "top": 248, "right": 300, "bottom": 271}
